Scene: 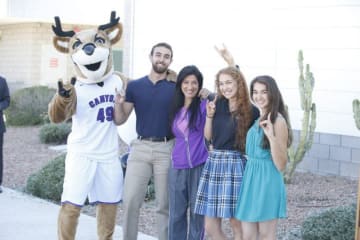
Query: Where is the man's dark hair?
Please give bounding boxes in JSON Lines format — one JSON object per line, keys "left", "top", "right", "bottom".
{"left": 150, "top": 42, "right": 173, "bottom": 59}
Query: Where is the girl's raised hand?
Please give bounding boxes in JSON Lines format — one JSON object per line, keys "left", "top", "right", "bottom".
{"left": 206, "top": 95, "right": 217, "bottom": 118}
{"left": 259, "top": 113, "right": 274, "bottom": 138}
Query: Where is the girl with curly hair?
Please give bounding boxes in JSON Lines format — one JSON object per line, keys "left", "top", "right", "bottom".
{"left": 194, "top": 65, "right": 259, "bottom": 240}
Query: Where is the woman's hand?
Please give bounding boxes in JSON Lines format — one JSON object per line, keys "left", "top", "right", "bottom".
{"left": 260, "top": 113, "right": 289, "bottom": 171}
{"left": 259, "top": 113, "right": 275, "bottom": 139}
{"left": 204, "top": 96, "right": 217, "bottom": 141}
{"left": 206, "top": 95, "right": 217, "bottom": 118}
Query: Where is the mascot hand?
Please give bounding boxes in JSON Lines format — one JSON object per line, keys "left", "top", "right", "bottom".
{"left": 58, "top": 77, "right": 76, "bottom": 98}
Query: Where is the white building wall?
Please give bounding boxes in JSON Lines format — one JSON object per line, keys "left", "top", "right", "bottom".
{"left": 0, "top": 22, "right": 99, "bottom": 91}
{"left": 126, "top": 0, "right": 360, "bottom": 138}
{"left": 0, "top": 0, "right": 125, "bottom": 91}
{"left": 6, "top": 0, "right": 123, "bottom": 24}
{"left": 0, "top": 0, "right": 7, "bottom": 17}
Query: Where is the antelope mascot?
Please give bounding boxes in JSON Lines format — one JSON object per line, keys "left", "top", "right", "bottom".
{"left": 48, "top": 12, "right": 126, "bottom": 240}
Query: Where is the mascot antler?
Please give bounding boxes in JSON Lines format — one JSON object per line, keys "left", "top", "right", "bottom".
{"left": 98, "top": 11, "right": 120, "bottom": 31}
{"left": 52, "top": 17, "right": 75, "bottom": 37}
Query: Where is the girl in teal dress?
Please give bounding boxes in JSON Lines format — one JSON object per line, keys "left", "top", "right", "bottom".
{"left": 235, "top": 75, "right": 293, "bottom": 240}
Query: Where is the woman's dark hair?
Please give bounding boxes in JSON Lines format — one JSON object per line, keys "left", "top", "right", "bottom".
{"left": 250, "top": 75, "right": 293, "bottom": 148}
{"left": 170, "top": 65, "right": 203, "bottom": 130}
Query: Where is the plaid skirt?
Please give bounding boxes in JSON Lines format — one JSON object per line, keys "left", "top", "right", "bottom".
{"left": 194, "top": 149, "right": 246, "bottom": 218}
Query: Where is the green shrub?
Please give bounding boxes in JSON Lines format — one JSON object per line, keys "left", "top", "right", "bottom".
{"left": 40, "top": 112, "right": 51, "bottom": 124}
{"left": 5, "top": 86, "right": 56, "bottom": 126}
{"left": 39, "top": 122, "right": 71, "bottom": 144}
{"left": 25, "top": 154, "right": 65, "bottom": 202}
{"left": 301, "top": 203, "right": 356, "bottom": 240}
{"left": 26, "top": 152, "right": 155, "bottom": 203}
{"left": 145, "top": 176, "right": 155, "bottom": 201}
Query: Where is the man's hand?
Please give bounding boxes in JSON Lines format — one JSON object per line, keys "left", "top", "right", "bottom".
{"left": 198, "top": 88, "right": 211, "bottom": 99}
{"left": 215, "top": 43, "right": 235, "bottom": 67}
{"left": 115, "top": 87, "right": 126, "bottom": 105}
{"left": 166, "top": 69, "right": 177, "bottom": 82}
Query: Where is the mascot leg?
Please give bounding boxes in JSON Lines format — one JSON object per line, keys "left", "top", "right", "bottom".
{"left": 57, "top": 203, "right": 81, "bottom": 240}
{"left": 97, "top": 204, "right": 118, "bottom": 240}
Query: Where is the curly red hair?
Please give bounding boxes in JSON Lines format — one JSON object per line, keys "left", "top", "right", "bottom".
{"left": 215, "top": 67, "right": 253, "bottom": 152}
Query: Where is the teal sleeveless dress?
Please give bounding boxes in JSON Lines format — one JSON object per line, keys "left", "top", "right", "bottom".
{"left": 235, "top": 119, "right": 286, "bottom": 222}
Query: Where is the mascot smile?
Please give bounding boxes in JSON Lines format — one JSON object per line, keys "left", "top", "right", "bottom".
{"left": 52, "top": 11, "right": 123, "bottom": 85}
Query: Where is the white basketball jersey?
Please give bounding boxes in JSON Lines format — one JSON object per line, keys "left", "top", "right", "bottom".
{"left": 67, "top": 74, "right": 123, "bottom": 161}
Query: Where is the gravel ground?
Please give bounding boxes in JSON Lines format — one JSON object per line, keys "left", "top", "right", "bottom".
{"left": 3, "top": 126, "right": 358, "bottom": 239}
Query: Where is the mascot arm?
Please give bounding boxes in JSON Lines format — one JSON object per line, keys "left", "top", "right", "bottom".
{"left": 48, "top": 78, "right": 77, "bottom": 123}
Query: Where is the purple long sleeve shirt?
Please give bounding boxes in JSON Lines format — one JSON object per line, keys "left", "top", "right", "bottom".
{"left": 171, "top": 100, "right": 208, "bottom": 169}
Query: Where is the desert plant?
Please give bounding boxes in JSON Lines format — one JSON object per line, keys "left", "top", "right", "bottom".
{"left": 145, "top": 176, "right": 155, "bottom": 201}
{"left": 284, "top": 50, "right": 316, "bottom": 183}
{"left": 353, "top": 99, "right": 360, "bottom": 130}
{"left": 39, "top": 122, "right": 71, "bottom": 144}
{"left": 353, "top": 99, "right": 360, "bottom": 240}
{"left": 5, "top": 86, "right": 56, "bottom": 126}
{"left": 25, "top": 154, "right": 65, "bottom": 202}
{"left": 40, "top": 112, "right": 51, "bottom": 124}
{"left": 301, "top": 203, "right": 356, "bottom": 240}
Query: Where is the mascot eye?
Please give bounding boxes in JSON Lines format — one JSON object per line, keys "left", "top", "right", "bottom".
{"left": 72, "top": 40, "right": 82, "bottom": 49}
{"left": 95, "top": 36, "right": 106, "bottom": 44}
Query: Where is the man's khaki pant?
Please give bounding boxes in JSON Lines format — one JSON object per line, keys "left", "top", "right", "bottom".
{"left": 122, "top": 139, "right": 173, "bottom": 240}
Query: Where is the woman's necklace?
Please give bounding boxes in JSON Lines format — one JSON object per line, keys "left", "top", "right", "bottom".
{"left": 229, "top": 102, "right": 237, "bottom": 113}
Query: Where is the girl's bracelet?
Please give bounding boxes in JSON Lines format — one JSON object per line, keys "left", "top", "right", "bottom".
{"left": 206, "top": 115, "right": 214, "bottom": 119}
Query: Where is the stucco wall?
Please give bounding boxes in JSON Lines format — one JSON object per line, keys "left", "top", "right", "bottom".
{"left": 125, "top": 0, "right": 360, "bottom": 138}
{"left": 0, "top": 23, "right": 45, "bottom": 91}
{"left": 0, "top": 22, "right": 123, "bottom": 92}
{"left": 124, "top": 0, "right": 360, "bottom": 178}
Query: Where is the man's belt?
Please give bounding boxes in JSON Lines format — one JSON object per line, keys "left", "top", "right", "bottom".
{"left": 137, "top": 135, "right": 173, "bottom": 142}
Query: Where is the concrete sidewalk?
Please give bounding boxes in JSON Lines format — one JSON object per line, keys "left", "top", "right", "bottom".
{"left": 0, "top": 187, "right": 156, "bottom": 240}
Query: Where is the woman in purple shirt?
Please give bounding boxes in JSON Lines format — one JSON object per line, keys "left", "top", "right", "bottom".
{"left": 168, "top": 65, "right": 208, "bottom": 240}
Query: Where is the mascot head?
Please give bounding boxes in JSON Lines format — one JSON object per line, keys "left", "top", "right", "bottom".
{"left": 52, "top": 11, "right": 122, "bottom": 84}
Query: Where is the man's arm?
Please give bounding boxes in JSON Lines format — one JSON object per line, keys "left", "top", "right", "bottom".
{"left": 215, "top": 44, "right": 236, "bottom": 67}
{"left": 114, "top": 88, "right": 134, "bottom": 125}
{"left": 0, "top": 78, "right": 10, "bottom": 111}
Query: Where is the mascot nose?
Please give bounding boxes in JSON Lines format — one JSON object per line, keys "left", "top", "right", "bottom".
{"left": 82, "top": 43, "right": 96, "bottom": 55}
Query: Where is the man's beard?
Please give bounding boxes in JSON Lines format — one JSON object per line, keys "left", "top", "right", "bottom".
{"left": 152, "top": 62, "right": 168, "bottom": 74}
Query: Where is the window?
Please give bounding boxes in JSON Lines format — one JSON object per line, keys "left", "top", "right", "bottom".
{"left": 113, "top": 50, "right": 123, "bottom": 72}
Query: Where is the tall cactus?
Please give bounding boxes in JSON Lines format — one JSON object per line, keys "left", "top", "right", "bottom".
{"left": 354, "top": 99, "right": 360, "bottom": 240}
{"left": 284, "top": 50, "right": 317, "bottom": 183}
{"left": 354, "top": 99, "right": 360, "bottom": 130}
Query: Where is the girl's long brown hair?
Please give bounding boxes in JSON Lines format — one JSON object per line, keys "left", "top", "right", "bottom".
{"left": 215, "top": 67, "right": 253, "bottom": 152}
{"left": 250, "top": 75, "right": 293, "bottom": 149}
